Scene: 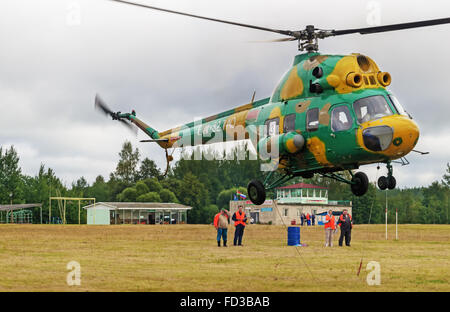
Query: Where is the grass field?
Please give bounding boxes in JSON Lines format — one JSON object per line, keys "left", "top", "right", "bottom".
{"left": 0, "top": 224, "right": 448, "bottom": 292}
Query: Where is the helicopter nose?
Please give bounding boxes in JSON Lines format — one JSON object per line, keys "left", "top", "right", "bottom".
{"left": 358, "top": 115, "right": 419, "bottom": 159}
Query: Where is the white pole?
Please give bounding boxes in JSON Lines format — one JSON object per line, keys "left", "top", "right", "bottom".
{"left": 385, "top": 190, "right": 388, "bottom": 240}
{"left": 396, "top": 208, "right": 398, "bottom": 240}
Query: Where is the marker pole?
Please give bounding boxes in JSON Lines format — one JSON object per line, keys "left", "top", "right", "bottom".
{"left": 385, "top": 190, "right": 388, "bottom": 240}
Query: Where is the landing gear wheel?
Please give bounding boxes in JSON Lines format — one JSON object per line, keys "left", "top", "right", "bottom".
{"left": 247, "top": 180, "right": 266, "bottom": 205}
{"left": 378, "top": 176, "right": 388, "bottom": 190}
{"left": 387, "top": 176, "right": 396, "bottom": 190}
{"left": 351, "top": 172, "right": 369, "bottom": 196}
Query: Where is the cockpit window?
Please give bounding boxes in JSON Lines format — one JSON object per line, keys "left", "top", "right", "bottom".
{"left": 388, "top": 95, "right": 409, "bottom": 117}
{"left": 353, "top": 95, "right": 393, "bottom": 124}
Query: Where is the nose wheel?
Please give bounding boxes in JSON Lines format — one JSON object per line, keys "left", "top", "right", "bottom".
{"left": 377, "top": 162, "right": 396, "bottom": 190}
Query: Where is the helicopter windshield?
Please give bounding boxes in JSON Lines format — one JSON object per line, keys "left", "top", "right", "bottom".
{"left": 388, "top": 94, "right": 411, "bottom": 118}
{"left": 353, "top": 95, "right": 393, "bottom": 124}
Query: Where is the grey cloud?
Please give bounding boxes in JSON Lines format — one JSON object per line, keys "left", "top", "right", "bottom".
{"left": 1, "top": 0, "right": 449, "bottom": 187}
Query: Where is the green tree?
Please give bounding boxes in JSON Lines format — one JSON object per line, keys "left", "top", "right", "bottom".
{"left": 87, "top": 175, "right": 109, "bottom": 202}
{"left": 0, "top": 146, "right": 22, "bottom": 204}
{"left": 201, "top": 204, "right": 220, "bottom": 224}
{"left": 71, "top": 176, "right": 88, "bottom": 197}
{"left": 138, "top": 157, "right": 162, "bottom": 180}
{"left": 135, "top": 181, "right": 150, "bottom": 196}
{"left": 217, "top": 187, "right": 247, "bottom": 210}
{"left": 143, "top": 178, "right": 163, "bottom": 193}
{"left": 159, "top": 189, "right": 178, "bottom": 203}
{"left": 443, "top": 163, "right": 450, "bottom": 187}
{"left": 114, "top": 141, "right": 140, "bottom": 184}
{"left": 136, "top": 192, "right": 161, "bottom": 202}
{"left": 177, "top": 173, "right": 209, "bottom": 223}
{"left": 117, "top": 187, "right": 137, "bottom": 202}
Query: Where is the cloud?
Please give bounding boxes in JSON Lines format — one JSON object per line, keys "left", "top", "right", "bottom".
{"left": 1, "top": 0, "right": 449, "bottom": 188}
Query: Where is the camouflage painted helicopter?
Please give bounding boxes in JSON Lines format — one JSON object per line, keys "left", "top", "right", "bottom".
{"left": 97, "top": 0, "right": 447, "bottom": 205}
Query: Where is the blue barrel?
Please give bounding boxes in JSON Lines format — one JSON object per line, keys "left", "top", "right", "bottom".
{"left": 287, "top": 226, "right": 300, "bottom": 246}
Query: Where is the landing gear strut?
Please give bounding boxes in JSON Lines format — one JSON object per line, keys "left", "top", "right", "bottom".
{"left": 321, "top": 171, "right": 369, "bottom": 196}
{"left": 377, "top": 162, "right": 396, "bottom": 190}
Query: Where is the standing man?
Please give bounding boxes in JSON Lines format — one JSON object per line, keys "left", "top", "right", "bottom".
{"left": 300, "top": 213, "right": 305, "bottom": 226}
{"left": 306, "top": 213, "right": 311, "bottom": 226}
{"left": 214, "top": 209, "right": 230, "bottom": 247}
{"left": 337, "top": 209, "right": 353, "bottom": 247}
{"left": 232, "top": 205, "right": 247, "bottom": 246}
{"left": 312, "top": 214, "right": 316, "bottom": 226}
{"left": 324, "top": 210, "right": 336, "bottom": 247}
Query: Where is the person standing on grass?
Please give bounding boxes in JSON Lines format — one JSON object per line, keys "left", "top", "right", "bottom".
{"left": 337, "top": 209, "right": 353, "bottom": 247}
{"left": 214, "top": 209, "right": 230, "bottom": 247}
{"left": 300, "top": 213, "right": 305, "bottom": 226}
{"left": 324, "top": 210, "right": 336, "bottom": 247}
{"left": 232, "top": 205, "right": 247, "bottom": 246}
{"left": 312, "top": 214, "right": 316, "bottom": 226}
{"left": 306, "top": 213, "right": 311, "bottom": 226}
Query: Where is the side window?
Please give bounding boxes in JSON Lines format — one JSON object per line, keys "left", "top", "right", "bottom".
{"left": 283, "top": 114, "right": 296, "bottom": 133}
{"left": 331, "top": 105, "right": 353, "bottom": 132}
{"left": 265, "top": 117, "right": 279, "bottom": 136}
{"left": 306, "top": 108, "right": 319, "bottom": 132}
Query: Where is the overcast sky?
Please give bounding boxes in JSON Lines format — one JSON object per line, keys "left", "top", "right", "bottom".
{"left": 0, "top": 0, "right": 449, "bottom": 188}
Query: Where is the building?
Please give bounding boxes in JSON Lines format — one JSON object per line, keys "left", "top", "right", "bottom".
{"left": 83, "top": 202, "right": 192, "bottom": 225}
{"left": 229, "top": 182, "right": 351, "bottom": 225}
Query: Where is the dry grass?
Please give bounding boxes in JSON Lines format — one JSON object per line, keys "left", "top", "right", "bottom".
{"left": 0, "top": 224, "right": 448, "bottom": 292}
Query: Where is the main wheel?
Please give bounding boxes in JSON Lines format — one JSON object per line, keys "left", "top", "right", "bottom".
{"left": 247, "top": 180, "right": 266, "bottom": 205}
{"left": 351, "top": 172, "right": 369, "bottom": 196}
{"left": 378, "top": 176, "right": 388, "bottom": 190}
{"left": 387, "top": 176, "right": 396, "bottom": 190}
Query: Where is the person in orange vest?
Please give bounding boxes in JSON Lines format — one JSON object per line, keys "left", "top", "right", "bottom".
{"left": 214, "top": 209, "right": 230, "bottom": 247}
{"left": 324, "top": 210, "right": 336, "bottom": 247}
{"left": 306, "top": 213, "right": 311, "bottom": 226}
{"left": 232, "top": 205, "right": 247, "bottom": 246}
{"left": 337, "top": 209, "right": 353, "bottom": 247}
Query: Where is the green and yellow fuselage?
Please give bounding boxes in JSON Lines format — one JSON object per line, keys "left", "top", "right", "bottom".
{"left": 130, "top": 52, "right": 419, "bottom": 175}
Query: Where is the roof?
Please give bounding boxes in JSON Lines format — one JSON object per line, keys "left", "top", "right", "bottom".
{"left": 82, "top": 202, "right": 192, "bottom": 210}
{"left": 0, "top": 204, "right": 42, "bottom": 211}
{"left": 276, "top": 183, "right": 328, "bottom": 190}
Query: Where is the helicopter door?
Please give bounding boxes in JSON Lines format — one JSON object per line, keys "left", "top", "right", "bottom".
{"left": 327, "top": 104, "right": 356, "bottom": 163}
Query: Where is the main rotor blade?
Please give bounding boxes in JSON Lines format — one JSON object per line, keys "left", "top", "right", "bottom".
{"left": 109, "top": 0, "right": 296, "bottom": 37}
{"left": 249, "top": 37, "right": 297, "bottom": 43}
{"left": 140, "top": 139, "right": 169, "bottom": 143}
{"left": 333, "top": 17, "right": 450, "bottom": 36}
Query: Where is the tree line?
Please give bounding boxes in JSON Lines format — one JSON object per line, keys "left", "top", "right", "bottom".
{"left": 0, "top": 143, "right": 448, "bottom": 224}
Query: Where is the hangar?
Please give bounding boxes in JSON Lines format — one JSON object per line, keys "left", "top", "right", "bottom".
{"left": 83, "top": 202, "right": 192, "bottom": 225}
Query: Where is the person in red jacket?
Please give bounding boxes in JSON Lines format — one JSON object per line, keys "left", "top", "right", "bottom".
{"left": 337, "top": 209, "right": 353, "bottom": 247}
{"left": 324, "top": 210, "right": 336, "bottom": 247}
{"left": 214, "top": 209, "right": 230, "bottom": 247}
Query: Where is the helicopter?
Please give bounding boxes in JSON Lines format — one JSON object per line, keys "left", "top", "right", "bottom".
{"left": 96, "top": 0, "right": 447, "bottom": 205}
